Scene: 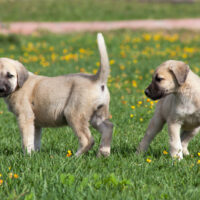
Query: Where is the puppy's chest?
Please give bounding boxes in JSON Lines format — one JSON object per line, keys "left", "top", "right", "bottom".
{"left": 180, "top": 108, "right": 200, "bottom": 129}
{"left": 176, "top": 102, "right": 200, "bottom": 128}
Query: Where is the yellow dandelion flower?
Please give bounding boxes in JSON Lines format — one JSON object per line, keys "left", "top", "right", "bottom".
{"left": 138, "top": 101, "right": 142, "bottom": 105}
{"left": 79, "top": 48, "right": 86, "bottom": 53}
{"left": 140, "top": 118, "right": 143, "bottom": 122}
{"left": 51, "top": 53, "right": 57, "bottom": 62}
{"left": 163, "top": 150, "right": 168, "bottom": 155}
{"left": 66, "top": 150, "right": 72, "bottom": 157}
{"left": 131, "top": 105, "right": 135, "bottom": 110}
{"left": 93, "top": 69, "right": 98, "bottom": 74}
{"left": 49, "top": 46, "right": 54, "bottom": 51}
{"left": 0, "top": 174, "right": 2, "bottom": 177}
{"left": 153, "top": 34, "right": 161, "bottom": 41}
{"left": 96, "top": 62, "right": 100, "bottom": 67}
{"left": 133, "top": 59, "right": 138, "bottom": 64}
{"left": 146, "top": 158, "right": 152, "bottom": 163}
{"left": 150, "top": 69, "right": 154, "bottom": 74}
{"left": 63, "top": 49, "right": 68, "bottom": 54}
{"left": 80, "top": 68, "right": 85, "bottom": 73}
{"left": 121, "top": 100, "right": 127, "bottom": 105}
{"left": 198, "top": 152, "right": 200, "bottom": 156}
{"left": 194, "top": 67, "right": 199, "bottom": 73}
{"left": 130, "top": 114, "right": 134, "bottom": 118}
{"left": 120, "top": 65, "right": 125, "bottom": 70}
{"left": 197, "top": 160, "right": 200, "bottom": 164}
{"left": 170, "top": 51, "right": 176, "bottom": 57}
{"left": 9, "top": 173, "right": 13, "bottom": 178}
{"left": 0, "top": 179, "right": 3, "bottom": 185}
{"left": 132, "top": 80, "right": 137, "bottom": 88}
{"left": 139, "top": 76, "right": 143, "bottom": 80}
{"left": 14, "top": 174, "right": 19, "bottom": 179}
{"left": 9, "top": 45, "right": 16, "bottom": 50}
{"left": 120, "top": 51, "right": 126, "bottom": 58}
{"left": 143, "top": 34, "right": 151, "bottom": 41}
{"left": 182, "top": 53, "right": 187, "bottom": 59}
{"left": 110, "top": 60, "right": 115, "bottom": 65}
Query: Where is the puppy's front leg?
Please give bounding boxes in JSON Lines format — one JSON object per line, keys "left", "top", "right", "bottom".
{"left": 18, "top": 114, "right": 35, "bottom": 154}
{"left": 168, "top": 122, "right": 183, "bottom": 159}
{"left": 137, "top": 114, "right": 164, "bottom": 153}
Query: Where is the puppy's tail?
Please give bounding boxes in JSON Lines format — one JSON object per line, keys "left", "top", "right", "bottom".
{"left": 95, "top": 33, "right": 110, "bottom": 84}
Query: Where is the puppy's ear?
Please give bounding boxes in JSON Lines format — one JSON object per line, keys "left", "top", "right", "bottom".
{"left": 169, "top": 62, "right": 189, "bottom": 86}
{"left": 16, "top": 62, "right": 29, "bottom": 88}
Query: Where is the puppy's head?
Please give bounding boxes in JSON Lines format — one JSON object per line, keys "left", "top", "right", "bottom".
{"left": 0, "top": 58, "right": 28, "bottom": 97}
{"left": 145, "top": 60, "right": 189, "bottom": 100}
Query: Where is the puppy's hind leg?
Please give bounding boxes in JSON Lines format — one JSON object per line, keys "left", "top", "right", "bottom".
{"left": 137, "top": 112, "right": 165, "bottom": 153}
{"left": 65, "top": 113, "right": 94, "bottom": 156}
{"left": 181, "top": 128, "right": 200, "bottom": 155}
{"left": 91, "top": 106, "right": 113, "bottom": 157}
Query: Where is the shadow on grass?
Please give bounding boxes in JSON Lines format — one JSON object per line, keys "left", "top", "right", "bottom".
{"left": 112, "top": 145, "right": 137, "bottom": 157}
{"left": 0, "top": 147, "right": 21, "bottom": 156}
{"left": 112, "top": 145, "right": 164, "bottom": 159}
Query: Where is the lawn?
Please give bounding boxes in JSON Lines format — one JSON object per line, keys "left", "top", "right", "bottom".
{"left": 0, "top": 31, "right": 200, "bottom": 199}
{"left": 1, "top": 0, "right": 200, "bottom": 21}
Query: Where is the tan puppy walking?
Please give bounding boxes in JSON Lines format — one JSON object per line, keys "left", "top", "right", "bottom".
{"left": 0, "top": 33, "right": 113, "bottom": 157}
{"left": 137, "top": 60, "right": 200, "bottom": 159}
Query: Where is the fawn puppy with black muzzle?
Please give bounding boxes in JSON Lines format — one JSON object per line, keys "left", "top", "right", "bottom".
{"left": 0, "top": 33, "right": 113, "bottom": 157}
{"left": 137, "top": 60, "right": 200, "bottom": 160}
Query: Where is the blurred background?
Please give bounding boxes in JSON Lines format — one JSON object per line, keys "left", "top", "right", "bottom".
{"left": 0, "top": 0, "right": 200, "bottom": 22}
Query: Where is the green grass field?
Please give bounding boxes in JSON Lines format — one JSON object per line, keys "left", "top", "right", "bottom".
{"left": 1, "top": 0, "right": 200, "bottom": 21}
{"left": 0, "top": 31, "right": 200, "bottom": 199}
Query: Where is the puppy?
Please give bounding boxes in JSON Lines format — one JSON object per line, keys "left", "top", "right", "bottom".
{"left": 0, "top": 33, "right": 113, "bottom": 157}
{"left": 137, "top": 60, "right": 200, "bottom": 159}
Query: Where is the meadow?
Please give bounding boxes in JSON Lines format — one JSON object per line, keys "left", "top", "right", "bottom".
{"left": 1, "top": 0, "right": 200, "bottom": 21}
{"left": 0, "top": 31, "right": 200, "bottom": 199}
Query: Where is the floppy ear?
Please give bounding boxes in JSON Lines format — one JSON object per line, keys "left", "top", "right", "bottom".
{"left": 169, "top": 62, "right": 189, "bottom": 86}
{"left": 16, "top": 62, "right": 29, "bottom": 88}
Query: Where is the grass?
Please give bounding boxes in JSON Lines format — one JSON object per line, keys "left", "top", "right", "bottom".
{"left": 1, "top": 0, "right": 200, "bottom": 21}
{"left": 0, "top": 30, "right": 200, "bottom": 199}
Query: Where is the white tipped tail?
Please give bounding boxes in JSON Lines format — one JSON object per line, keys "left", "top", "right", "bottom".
{"left": 96, "top": 33, "right": 110, "bottom": 83}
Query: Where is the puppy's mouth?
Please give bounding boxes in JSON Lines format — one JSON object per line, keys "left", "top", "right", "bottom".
{"left": 147, "top": 93, "right": 164, "bottom": 100}
{"left": 0, "top": 90, "right": 12, "bottom": 98}
{"left": 145, "top": 88, "right": 165, "bottom": 100}
{"left": 0, "top": 93, "right": 11, "bottom": 98}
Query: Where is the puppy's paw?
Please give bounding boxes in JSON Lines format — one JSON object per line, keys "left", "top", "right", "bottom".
{"left": 182, "top": 148, "right": 190, "bottom": 156}
{"left": 97, "top": 147, "right": 110, "bottom": 157}
{"left": 171, "top": 149, "right": 183, "bottom": 160}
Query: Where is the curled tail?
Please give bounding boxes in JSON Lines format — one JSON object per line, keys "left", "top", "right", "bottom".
{"left": 96, "top": 33, "right": 110, "bottom": 83}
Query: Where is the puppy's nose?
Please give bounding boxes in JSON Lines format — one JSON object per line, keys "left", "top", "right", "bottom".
{"left": 0, "top": 86, "right": 6, "bottom": 93}
{"left": 145, "top": 88, "right": 150, "bottom": 96}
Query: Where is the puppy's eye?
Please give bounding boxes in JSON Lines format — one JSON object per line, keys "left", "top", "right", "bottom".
{"left": 155, "top": 76, "right": 164, "bottom": 82}
{"left": 7, "top": 72, "right": 14, "bottom": 79}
